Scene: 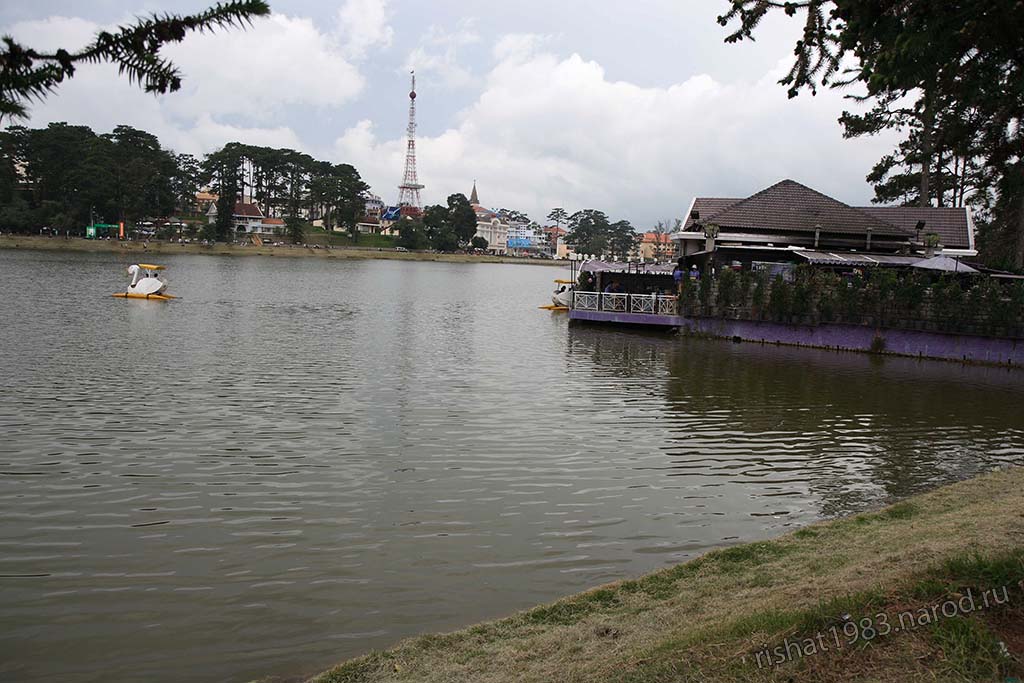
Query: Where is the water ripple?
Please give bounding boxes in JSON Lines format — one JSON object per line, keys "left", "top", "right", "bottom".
{"left": 0, "top": 250, "right": 1022, "bottom": 683}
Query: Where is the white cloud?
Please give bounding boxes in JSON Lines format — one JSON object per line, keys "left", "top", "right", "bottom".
{"left": 336, "top": 36, "right": 901, "bottom": 226}
{"left": 8, "top": 10, "right": 900, "bottom": 226}
{"left": 3, "top": 15, "right": 96, "bottom": 52}
{"left": 170, "top": 114, "right": 305, "bottom": 155}
{"left": 10, "top": 13, "right": 364, "bottom": 123}
{"left": 162, "top": 14, "right": 363, "bottom": 122}
{"left": 10, "top": 12, "right": 365, "bottom": 157}
{"left": 403, "top": 19, "right": 481, "bottom": 89}
{"left": 335, "top": 0, "right": 394, "bottom": 60}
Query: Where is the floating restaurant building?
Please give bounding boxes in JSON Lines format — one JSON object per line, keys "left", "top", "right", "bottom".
{"left": 565, "top": 179, "right": 983, "bottom": 330}
{"left": 670, "top": 179, "right": 977, "bottom": 273}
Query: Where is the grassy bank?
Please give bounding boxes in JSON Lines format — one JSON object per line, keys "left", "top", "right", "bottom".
{"left": 0, "top": 235, "right": 564, "bottom": 267}
{"left": 303, "top": 467, "right": 1024, "bottom": 683}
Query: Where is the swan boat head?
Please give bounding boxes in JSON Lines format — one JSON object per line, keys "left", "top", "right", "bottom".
{"left": 126, "top": 264, "right": 168, "bottom": 295}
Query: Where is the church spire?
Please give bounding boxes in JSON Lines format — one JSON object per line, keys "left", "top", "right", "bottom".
{"left": 469, "top": 180, "right": 479, "bottom": 205}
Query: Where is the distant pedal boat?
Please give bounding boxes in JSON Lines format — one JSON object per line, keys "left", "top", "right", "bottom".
{"left": 112, "top": 264, "right": 176, "bottom": 300}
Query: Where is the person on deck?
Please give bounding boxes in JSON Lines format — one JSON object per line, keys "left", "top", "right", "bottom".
{"left": 604, "top": 280, "right": 624, "bottom": 294}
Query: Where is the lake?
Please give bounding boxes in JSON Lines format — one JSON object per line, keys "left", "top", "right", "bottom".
{"left": 1, "top": 248, "right": 1022, "bottom": 682}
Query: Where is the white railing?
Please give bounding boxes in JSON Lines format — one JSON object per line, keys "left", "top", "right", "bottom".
{"left": 571, "top": 291, "right": 680, "bottom": 317}
{"left": 573, "top": 291, "right": 600, "bottom": 311}
{"left": 602, "top": 292, "right": 628, "bottom": 312}
{"left": 630, "top": 294, "right": 656, "bottom": 314}
{"left": 657, "top": 295, "right": 679, "bottom": 315}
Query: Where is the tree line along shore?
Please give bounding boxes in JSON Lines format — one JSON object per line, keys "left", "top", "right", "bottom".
{"left": 291, "top": 467, "right": 1024, "bottom": 683}
{"left": 0, "top": 234, "right": 565, "bottom": 267}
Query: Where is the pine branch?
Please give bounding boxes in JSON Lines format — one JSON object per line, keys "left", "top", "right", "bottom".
{"left": 0, "top": 1, "right": 270, "bottom": 123}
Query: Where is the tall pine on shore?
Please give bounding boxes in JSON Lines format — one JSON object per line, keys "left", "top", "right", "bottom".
{"left": 719, "top": 1, "right": 1024, "bottom": 269}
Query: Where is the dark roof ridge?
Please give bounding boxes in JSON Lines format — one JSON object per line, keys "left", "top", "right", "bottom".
{"left": 707, "top": 179, "right": 912, "bottom": 237}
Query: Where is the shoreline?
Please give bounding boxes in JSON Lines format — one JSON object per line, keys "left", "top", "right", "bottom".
{"left": 0, "top": 235, "right": 567, "bottom": 267}
{"left": 295, "top": 467, "right": 1024, "bottom": 683}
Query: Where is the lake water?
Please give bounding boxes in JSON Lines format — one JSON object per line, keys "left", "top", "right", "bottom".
{"left": 1, "top": 248, "right": 1022, "bottom": 683}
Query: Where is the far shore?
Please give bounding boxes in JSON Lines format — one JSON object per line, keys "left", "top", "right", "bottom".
{"left": 0, "top": 234, "right": 568, "bottom": 267}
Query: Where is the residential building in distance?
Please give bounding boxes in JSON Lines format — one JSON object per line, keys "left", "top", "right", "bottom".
{"left": 261, "top": 217, "right": 285, "bottom": 234}
{"left": 206, "top": 201, "right": 287, "bottom": 237}
{"left": 637, "top": 231, "right": 675, "bottom": 262}
{"left": 194, "top": 190, "right": 218, "bottom": 215}
{"left": 543, "top": 225, "right": 566, "bottom": 253}
{"left": 365, "top": 193, "right": 385, "bottom": 218}
{"left": 506, "top": 220, "right": 538, "bottom": 255}
{"left": 555, "top": 235, "right": 577, "bottom": 260}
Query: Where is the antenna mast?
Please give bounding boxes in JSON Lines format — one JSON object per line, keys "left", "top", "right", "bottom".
{"left": 397, "top": 71, "right": 424, "bottom": 217}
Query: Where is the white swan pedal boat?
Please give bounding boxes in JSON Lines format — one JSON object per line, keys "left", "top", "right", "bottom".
{"left": 112, "top": 264, "right": 176, "bottom": 300}
{"left": 551, "top": 279, "right": 574, "bottom": 308}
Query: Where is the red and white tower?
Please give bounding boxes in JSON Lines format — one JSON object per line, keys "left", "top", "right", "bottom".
{"left": 397, "top": 71, "right": 424, "bottom": 217}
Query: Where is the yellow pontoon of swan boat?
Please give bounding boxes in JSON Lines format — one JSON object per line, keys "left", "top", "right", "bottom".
{"left": 112, "top": 263, "right": 176, "bottom": 300}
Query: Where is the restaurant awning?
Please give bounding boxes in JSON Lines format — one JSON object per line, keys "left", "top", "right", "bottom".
{"left": 580, "top": 260, "right": 676, "bottom": 274}
{"left": 793, "top": 250, "right": 922, "bottom": 267}
{"left": 910, "top": 255, "right": 979, "bottom": 273}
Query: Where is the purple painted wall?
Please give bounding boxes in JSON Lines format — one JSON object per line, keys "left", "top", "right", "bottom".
{"left": 686, "top": 318, "right": 1023, "bottom": 367}
{"left": 569, "top": 310, "right": 1024, "bottom": 366}
{"left": 569, "top": 309, "right": 682, "bottom": 327}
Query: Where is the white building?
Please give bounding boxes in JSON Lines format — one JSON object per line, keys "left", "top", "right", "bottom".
{"left": 365, "top": 193, "right": 384, "bottom": 217}
{"left": 207, "top": 201, "right": 264, "bottom": 233}
{"left": 506, "top": 221, "right": 533, "bottom": 255}
{"left": 468, "top": 182, "right": 508, "bottom": 254}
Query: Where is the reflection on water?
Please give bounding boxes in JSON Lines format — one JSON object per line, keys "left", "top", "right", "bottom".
{"left": 0, "top": 249, "right": 1022, "bottom": 683}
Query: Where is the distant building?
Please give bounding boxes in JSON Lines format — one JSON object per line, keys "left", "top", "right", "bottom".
{"left": 506, "top": 220, "right": 537, "bottom": 255}
{"left": 352, "top": 217, "right": 383, "bottom": 234}
{"left": 365, "top": 193, "right": 384, "bottom": 218}
{"left": 195, "top": 190, "right": 218, "bottom": 214}
{"left": 556, "top": 236, "right": 577, "bottom": 260}
{"left": 207, "top": 201, "right": 263, "bottom": 233}
{"left": 206, "top": 201, "right": 287, "bottom": 236}
{"left": 469, "top": 182, "right": 508, "bottom": 254}
{"left": 261, "top": 217, "right": 285, "bottom": 234}
{"left": 637, "top": 231, "right": 675, "bottom": 262}
{"left": 544, "top": 226, "right": 566, "bottom": 253}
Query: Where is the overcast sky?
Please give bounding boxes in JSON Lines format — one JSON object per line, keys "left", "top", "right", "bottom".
{"left": 2, "top": 1, "right": 900, "bottom": 226}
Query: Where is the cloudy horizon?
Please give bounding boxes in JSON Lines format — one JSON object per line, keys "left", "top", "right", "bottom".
{"left": 1, "top": 1, "right": 901, "bottom": 226}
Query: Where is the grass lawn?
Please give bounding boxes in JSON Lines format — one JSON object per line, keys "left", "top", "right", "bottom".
{"left": 301, "top": 467, "right": 1024, "bottom": 683}
{"left": 301, "top": 226, "right": 396, "bottom": 248}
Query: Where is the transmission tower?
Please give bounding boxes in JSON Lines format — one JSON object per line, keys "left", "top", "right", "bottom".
{"left": 397, "top": 71, "right": 424, "bottom": 217}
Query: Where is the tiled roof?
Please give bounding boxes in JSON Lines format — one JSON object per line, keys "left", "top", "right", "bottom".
{"left": 681, "top": 198, "right": 741, "bottom": 231}
{"left": 234, "top": 202, "right": 264, "bottom": 218}
{"left": 678, "top": 181, "right": 974, "bottom": 250}
{"left": 859, "top": 206, "right": 971, "bottom": 250}
{"left": 473, "top": 204, "right": 498, "bottom": 219}
{"left": 641, "top": 232, "right": 673, "bottom": 243}
{"left": 707, "top": 180, "right": 910, "bottom": 237}
{"left": 261, "top": 217, "right": 285, "bottom": 225}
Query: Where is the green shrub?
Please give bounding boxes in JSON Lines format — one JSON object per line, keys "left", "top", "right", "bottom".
{"left": 718, "top": 268, "right": 739, "bottom": 308}
{"left": 767, "top": 275, "right": 791, "bottom": 321}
